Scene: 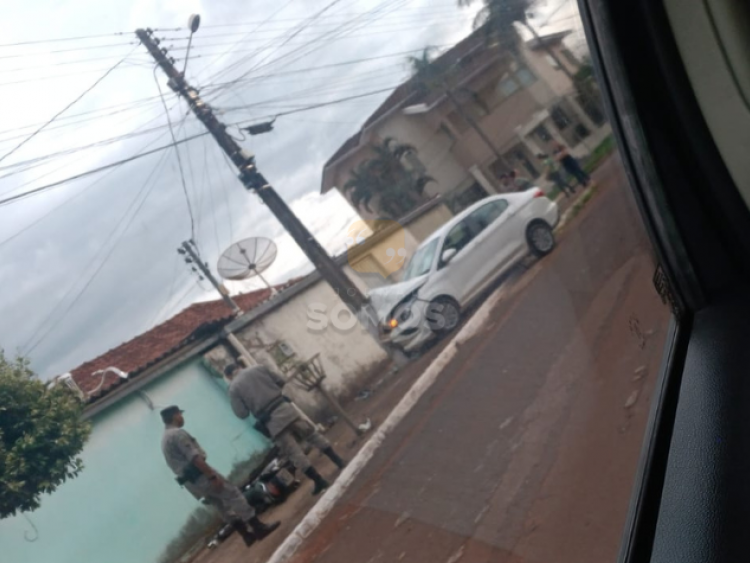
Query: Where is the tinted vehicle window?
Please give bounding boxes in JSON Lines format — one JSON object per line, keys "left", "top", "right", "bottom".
{"left": 473, "top": 199, "right": 509, "bottom": 228}
{"left": 442, "top": 221, "right": 474, "bottom": 257}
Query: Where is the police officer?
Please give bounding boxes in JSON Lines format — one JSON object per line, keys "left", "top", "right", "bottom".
{"left": 224, "top": 363, "right": 346, "bottom": 495}
{"left": 160, "top": 405, "right": 280, "bottom": 546}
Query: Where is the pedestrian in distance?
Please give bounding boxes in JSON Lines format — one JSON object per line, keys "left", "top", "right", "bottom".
{"left": 552, "top": 141, "right": 591, "bottom": 188}
{"left": 509, "top": 169, "right": 534, "bottom": 191}
{"left": 538, "top": 153, "right": 575, "bottom": 197}
{"left": 224, "top": 363, "right": 347, "bottom": 496}
{"left": 499, "top": 170, "right": 533, "bottom": 192}
{"left": 160, "top": 405, "right": 281, "bottom": 547}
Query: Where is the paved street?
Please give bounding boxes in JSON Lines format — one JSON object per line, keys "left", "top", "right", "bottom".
{"left": 281, "top": 156, "right": 670, "bottom": 563}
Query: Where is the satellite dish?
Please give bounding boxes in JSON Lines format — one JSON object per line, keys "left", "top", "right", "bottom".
{"left": 218, "top": 237, "right": 278, "bottom": 293}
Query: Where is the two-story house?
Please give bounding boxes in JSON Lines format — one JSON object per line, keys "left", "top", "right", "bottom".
{"left": 321, "top": 27, "right": 611, "bottom": 218}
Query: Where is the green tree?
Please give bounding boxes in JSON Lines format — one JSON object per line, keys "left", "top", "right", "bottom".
{"left": 458, "top": 0, "right": 530, "bottom": 54}
{"left": 344, "top": 138, "right": 433, "bottom": 219}
{"left": 0, "top": 351, "right": 91, "bottom": 519}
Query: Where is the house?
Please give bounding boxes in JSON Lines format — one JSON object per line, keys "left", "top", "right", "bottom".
{"left": 0, "top": 272, "right": 388, "bottom": 563}
{"left": 321, "top": 27, "right": 611, "bottom": 217}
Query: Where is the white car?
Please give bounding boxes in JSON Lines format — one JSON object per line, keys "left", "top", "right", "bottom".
{"left": 369, "top": 188, "right": 559, "bottom": 352}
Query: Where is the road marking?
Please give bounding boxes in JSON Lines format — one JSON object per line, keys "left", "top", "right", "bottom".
{"left": 265, "top": 284, "right": 511, "bottom": 563}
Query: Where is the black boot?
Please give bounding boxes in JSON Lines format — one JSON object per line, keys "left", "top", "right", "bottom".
{"left": 230, "top": 520, "right": 257, "bottom": 547}
{"left": 323, "top": 447, "right": 347, "bottom": 470}
{"left": 248, "top": 516, "right": 281, "bottom": 540}
{"left": 304, "top": 467, "right": 330, "bottom": 496}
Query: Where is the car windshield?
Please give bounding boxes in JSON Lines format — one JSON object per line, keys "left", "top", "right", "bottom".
{"left": 402, "top": 238, "right": 439, "bottom": 281}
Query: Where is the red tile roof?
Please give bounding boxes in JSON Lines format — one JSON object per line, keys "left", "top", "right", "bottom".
{"left": 70, "top": 280, "right": 298, "bottom": 402}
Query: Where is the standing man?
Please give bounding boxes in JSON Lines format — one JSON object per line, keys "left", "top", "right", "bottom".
{"left": 552, "top": 142, "right": 591, "bottom": 188}
{"left": 160, "top": 405, "right": 280, "bottom": 547}
{"left": 538, "top": 153, "right": 575, "bottom": 197}
{"left": 224, "top": 363, "right": 347, "bottom": 496}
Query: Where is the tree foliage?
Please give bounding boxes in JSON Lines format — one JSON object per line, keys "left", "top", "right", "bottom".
{"left": 458, "top": 0, "right": 531, "bottom": 53}
{"left": 0, "top": 351, "right": 91, "bottom": 519}
{"left": 344, "top": 138, "right": 433, "bottom": 219}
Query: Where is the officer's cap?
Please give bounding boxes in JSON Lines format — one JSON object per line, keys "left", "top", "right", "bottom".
{"left": 160, "top": 405, "right": 184, "bottom": 423}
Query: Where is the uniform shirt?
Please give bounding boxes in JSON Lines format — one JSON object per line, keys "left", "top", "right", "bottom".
{"left": 161, "top": 426, "right": 206, "bottom": 477}
{"left": 228, "top": 365, "right": 300, "bottom": 438}
{"left": 161, "top": 425, "right": 210, "bottom": 499}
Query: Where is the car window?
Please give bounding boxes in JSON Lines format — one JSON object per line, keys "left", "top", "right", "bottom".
{"left": 474, "top": 199, "right": 509, "bottom": 228}
{"left": 401, "top": 238, "right": 439, "bottom": 281}
{"left": 441, "top": 221, "right": 474, "bottom": 257}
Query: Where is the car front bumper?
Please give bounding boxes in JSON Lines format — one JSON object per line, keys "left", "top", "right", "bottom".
{"left": 381, "top": 299, "right": 436, "bottom": 352}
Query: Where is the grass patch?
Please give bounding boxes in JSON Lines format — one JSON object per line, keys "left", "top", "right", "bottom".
{"left": 545, "top": 186, "right": 562, "bottom": 201}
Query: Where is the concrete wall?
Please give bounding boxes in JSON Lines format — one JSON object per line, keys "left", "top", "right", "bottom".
{"left": 523, "top": 43, "right": 578, "bottom": 98}
{"left": 403, "top": 202, "right": 454, "bottom": 242}
{"left": 203, "top": 279, "right": 389, "bottom": 420}
{"left": 0, "top": 359, "right": 269, "bottom": 563}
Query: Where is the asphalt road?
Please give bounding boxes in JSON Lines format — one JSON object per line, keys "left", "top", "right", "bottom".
{"left": 286, "top": 155, "right": 671, "bottom": 563}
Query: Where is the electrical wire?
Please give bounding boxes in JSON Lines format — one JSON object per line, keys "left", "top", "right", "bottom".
{"left": 22, "top": 136, "right": 177, "bottom": 356}
{"left": 0, "top": 31, "right": 130, "bottom": 48}
{"left": 0, "top": 45, "right": 138, "bottom": 165}
{"left": 153, "top": 65, "right": 196, "bottom": 241}
{"left": 223, "top": 85, "right": 399, "bottom": 117}
{"left": 190, "top": 0, "right": 295, "bottom": 84}
{"left": 208, "top": 0, "right": 411, "bottom": 103}
{"left": 0, "top": 131, "right": 209, "bottom": 207}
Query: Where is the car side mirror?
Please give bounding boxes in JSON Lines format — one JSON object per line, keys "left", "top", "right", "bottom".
{"left": 441, "top": 248, "right": 457, "bottom": 264}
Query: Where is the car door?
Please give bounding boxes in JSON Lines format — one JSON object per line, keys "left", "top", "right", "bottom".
{"left": 433, "top": 218, "right": 482, "bottom": 304}
{"left": 465, "top": 199, "right": 516, "bottom": 295}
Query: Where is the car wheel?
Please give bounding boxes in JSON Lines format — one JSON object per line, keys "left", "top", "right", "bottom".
{"left": 426, "top": 297, "right": 461, "bottom": 335}
{"left": 527, "top": 220, "right": 555, "bottom": 256}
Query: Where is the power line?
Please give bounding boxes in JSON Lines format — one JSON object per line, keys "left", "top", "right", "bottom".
{"left": 22, "top": 137, "right": 176, "bottom": 356}
{"left": 0, "top": 131, "right": 209, "bottom": 207}
{"left": 0, "top": 123, "right": 184, "bottom": 247}
{"left": 201, "top": 0, "right": 350, "bottom": 93}
{"left": 0, "top": 46, "right": 138, "bottom": 165}
{"left": 198, "top": 46, "right": 450, "bottom": 91}
{"left": 223, "top": 85, "right": 399, "bottom": 117}
{"left": 154, "top": 65, "right": 196, "bottom": 240}
{"left": 190, "top": 0, "right": 296, "bottom": 85}
{"left": 165, "top": 4, "right": 461, "bottom": 29}
{"left": 0, "top": 123, "right": 175, "bottom": 177}
{"left": 0, "top": 31, "right": 131, "bottom": 48}
{"left": 205, "top": 0, "right": 409, "bottom": 101}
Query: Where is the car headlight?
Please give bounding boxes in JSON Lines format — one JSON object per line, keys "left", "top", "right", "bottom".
{"left": 387, "top": 297, "right": 417, "bottom": 329}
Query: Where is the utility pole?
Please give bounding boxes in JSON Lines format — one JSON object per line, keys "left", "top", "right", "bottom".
{"left": 136, "top": 28, "right": 397, "bottom": 360}
{"left": 178, "top": 240, "right": 241, "bottom": 316}
{"left": 178, "top": 240, "right": 258, "bottom": 367}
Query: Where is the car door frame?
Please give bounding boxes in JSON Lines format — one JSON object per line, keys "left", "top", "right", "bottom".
{"left": 579, "top": 1, "right": 750, "bottom": 563}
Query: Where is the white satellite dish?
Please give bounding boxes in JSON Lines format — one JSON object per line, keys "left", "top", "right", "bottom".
{"left": 218, "top": 237, "right": 278, "bottom": 293}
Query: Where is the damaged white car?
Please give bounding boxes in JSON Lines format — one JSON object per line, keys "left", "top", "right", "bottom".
{"left": 369, "top": 189, "right": 559, "bottom": 353}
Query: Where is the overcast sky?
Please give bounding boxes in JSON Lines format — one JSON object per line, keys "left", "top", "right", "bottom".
{"left": 0, "top": 0, "right": 583, "bottom": 379}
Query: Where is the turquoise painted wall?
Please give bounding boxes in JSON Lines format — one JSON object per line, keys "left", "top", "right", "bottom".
{"left": 0, "top": 359, "right": 269, "bottom": 563}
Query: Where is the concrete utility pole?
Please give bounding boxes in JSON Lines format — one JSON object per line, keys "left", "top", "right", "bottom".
{"left": 179, "top": 240, "right": 242, "bottom": 315}
{"left": 136, "top": 28, "right": 398, "bottom": 360}
{"left": 178, "top": 240, "right": 257, "bottom": 366}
